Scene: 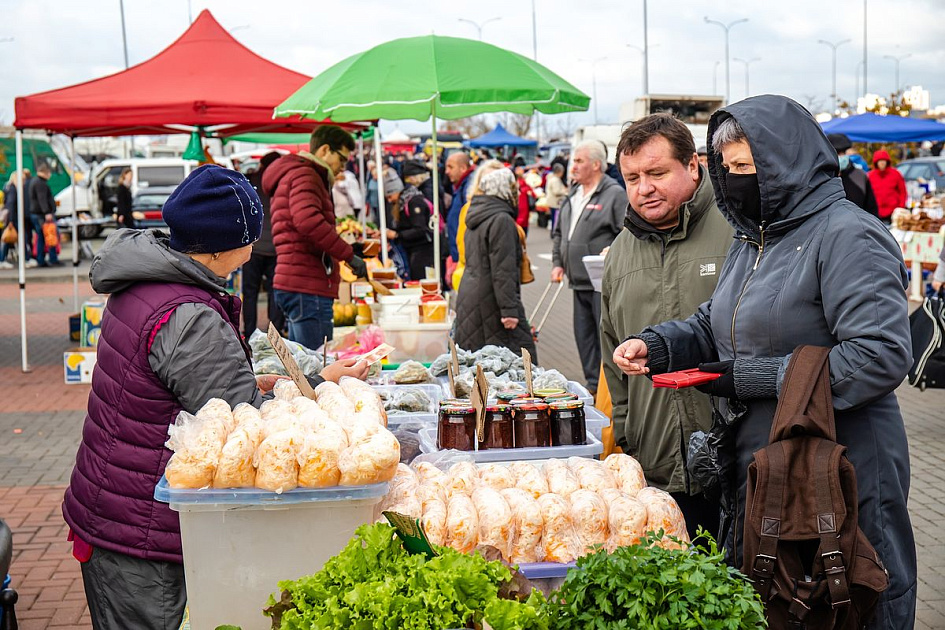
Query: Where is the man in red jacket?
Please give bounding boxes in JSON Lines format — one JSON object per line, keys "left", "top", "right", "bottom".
{"left": 263, "top": 125, "right": 367, "bottom": 349}
{"left": 867, "top": 149, "right": 908, "bottom": 224}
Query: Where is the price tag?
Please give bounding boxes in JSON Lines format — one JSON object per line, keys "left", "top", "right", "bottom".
{"left": 449, "top": 338, "right": 460, "bottom": 377}
{"left": 267, "top": 323, "right": 316, "bottom": 399}
{"left": 447, "top": 360, "right": 457, "bottom": 398}
{"left": 522, "top": 347, "right": 534, "bottom": 397}
{"left": 384, "top": 511, "right": 438, "bottom": 558}
{"left": 470, "top": 365, "right": 489, "bottom": 445}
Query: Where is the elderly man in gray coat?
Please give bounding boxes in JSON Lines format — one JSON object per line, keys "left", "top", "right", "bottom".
{"left": 551, "top": 140, "right": 626, "bottom": 393}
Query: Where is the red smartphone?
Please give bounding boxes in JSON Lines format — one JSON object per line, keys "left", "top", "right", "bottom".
{"left": 652, "top": 369, "right": 722, "bottom": 389}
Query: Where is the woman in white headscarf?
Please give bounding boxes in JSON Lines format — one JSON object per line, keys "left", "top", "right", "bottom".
{"left": 454, "top": 164, "right": 537, "bottom": 361}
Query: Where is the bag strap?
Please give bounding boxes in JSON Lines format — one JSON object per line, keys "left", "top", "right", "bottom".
{"left": 751, "top": 442, "right": 786, "bottom": 601}
{"left": 769, "top": 346, "right": 836, "bottom": 444}
{"left": 814, "top": 439, "right": 851, "bottom": 611}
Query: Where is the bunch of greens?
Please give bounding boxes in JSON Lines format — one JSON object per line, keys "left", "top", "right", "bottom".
{"left": 541, "top": 529, "right": 766, "bottom": 629}
{"left": 264, "top": 523, "right": 546, "bottom": 630}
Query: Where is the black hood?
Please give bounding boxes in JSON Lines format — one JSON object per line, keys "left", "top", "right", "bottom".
{"left": 707, "top": 94, "right": 846, "bottom": 237}
{"left": 465, "top": 195, "right": 516, "bottom": 230}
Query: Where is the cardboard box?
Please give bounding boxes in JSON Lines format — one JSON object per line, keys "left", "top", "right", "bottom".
{"left": 80, "top": 299, "right": 106, "bottom": 348}
{"left": 64, "top": 349, "right": 97, "bottom": 384}
{"left": 337, "top": 281, "right": 352, "bottom": 305}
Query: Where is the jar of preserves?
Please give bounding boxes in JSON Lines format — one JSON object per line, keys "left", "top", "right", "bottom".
{"left": 484, "top": 404, "right": 514, "bottom": 449}
{"left": 511, "top": 399, "right": 551, "bottom": 448}
{"left": 437, "top": 403, "right": 478, "bottom": 451}
{"left": 549, "top": 400, "right": 587, "bottom": 446}
{"left": 534, "top": 388, "right": 567, "bottom": 399}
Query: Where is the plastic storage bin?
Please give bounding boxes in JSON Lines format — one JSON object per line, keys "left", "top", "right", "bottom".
{"left": 417, "top": 427, "right": 603, "bottom": 462}
{"left": 584, "top": 406, "right": 609, "bottom": 441}
{"left": 380, "top": 323, "right": 452, "bottom": 363}
{"left": 154, "top": 478, "right": 387, "bottom": 630}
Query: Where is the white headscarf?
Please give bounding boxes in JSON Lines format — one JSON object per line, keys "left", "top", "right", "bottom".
{"left": 478, "top": 167, "right": 517, "bottom": 207}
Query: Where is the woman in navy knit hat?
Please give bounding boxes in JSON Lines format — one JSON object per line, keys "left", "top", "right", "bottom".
{"left": 61, "top": 165, "right": 367, "bottom": 630}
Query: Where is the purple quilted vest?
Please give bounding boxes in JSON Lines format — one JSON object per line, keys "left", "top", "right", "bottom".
{"left": 62, "top": 281, "right": 245, "bottom": 563}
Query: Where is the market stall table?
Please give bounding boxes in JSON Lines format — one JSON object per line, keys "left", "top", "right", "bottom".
{"left": 892, "top": 228, "right": 945, "bottom": 300}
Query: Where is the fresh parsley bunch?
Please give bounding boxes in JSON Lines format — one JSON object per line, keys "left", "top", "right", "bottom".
{"left": 541, "top": 529, "right": 767, "bottom": 629}
{"left": 264, "top": 522, "right": 545, "bottom": 630}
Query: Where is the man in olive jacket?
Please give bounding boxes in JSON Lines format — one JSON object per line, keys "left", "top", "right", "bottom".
{"left": 600, "top": 115, "right": 732, "bottom": 538}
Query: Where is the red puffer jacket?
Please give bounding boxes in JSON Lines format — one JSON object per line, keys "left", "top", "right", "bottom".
{"left": 263, "top": 154, "right": 353, "bottom": 298}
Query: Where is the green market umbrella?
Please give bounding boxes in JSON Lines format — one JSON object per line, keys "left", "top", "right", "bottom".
{"left": 274, "top": 34, "right": 589, "bottom": 280}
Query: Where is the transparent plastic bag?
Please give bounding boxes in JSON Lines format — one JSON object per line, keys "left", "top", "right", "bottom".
{"left": 297, "top": 431, "right": 346, "bottom": 488}
{"left": 253, "top": 428, "right": 305, "bottom": 494}
{"left": 472, "top": 487, "right": 514, "bottom": 561}
{"left": 568, "top": 489, "right": 608, "bottom": 555}
{"left": 567, "top": 457, "right": 617, "bottom": 493}
{"left": 600, "top": 489, "right": 648, "bottom": 552}
{"left": 603, "top": 453, "right": 647, "bottom": 497}
{"left": 500, "top": 487, "right": 544, "bottom": 564}
{"left": 392, "top": 360, "right": 433, "bottom": 384}
{"left": 338, "top": 428, "right": 400, "bottom": 486}
{"left": 248, "top": 329, "right": 323, "bottom": 377}
{"left": 164, "top": 410, "right": 228, "bottom": 489}
{"left": 532, "top": 368, "right": 568, "bottom": 391}
{"left": 384, "top": 388, "right": 434, "bottom": 414}
{"left": 536, "top": 493, "right": 583, "bottom": 563}
{"left": 391, "top": 422, "right": 425, "bottom": 463}
{"left": 212, "top": 428, "right": 256, "bottom": 488}
{"left": 508, "top": 461, "right": 549, "bottom": 499}
{"left": 543, "top": 458, "right": 581, "bottom": 498}
{"left": 445, "top": 494, "right": 479, "bottom": 554}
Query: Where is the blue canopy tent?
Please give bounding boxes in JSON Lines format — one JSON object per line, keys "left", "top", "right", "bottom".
{"left": 821, "top": 113, "right": 945, "bottom": 142}
{"left": 468, "top": 123, "right": 537, "bottom": 148}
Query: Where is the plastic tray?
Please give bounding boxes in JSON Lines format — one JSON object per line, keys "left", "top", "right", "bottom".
{"left": 154, "top": 477, "right": 389, "bottom": 506}
{"left": 584, "top": 406, "right": 609, "bottom": 440}
{"left": 374, "top": 383, "right": 444, "bottom": 418}
{"left": 418, "top": 427, "right": 603, "bottom": 462}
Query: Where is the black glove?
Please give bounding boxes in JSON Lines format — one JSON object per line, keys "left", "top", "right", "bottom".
{"left": 348, "top": 254, "right": 368, "bottom": 279}
{"left": 350, "top": 241, "right": 365, "bottom": 257}
{"left": 695, "top": 361, "right": 736, "bottom": 399}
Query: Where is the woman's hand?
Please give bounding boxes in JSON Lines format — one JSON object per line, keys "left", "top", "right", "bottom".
{"left": 613, "top": 338, "right": 650, "bottom": 376}
{"left": 501, "top": 317, "right": 519, "bottom": 330}
{"left": 386, "top": 229, "right": 397, "bottom": 241}
{"left": 256, "top": 374, "right": 289, "bottom": 394}
{"left": 320, "top": 357, "right": 370, "bottom": 383}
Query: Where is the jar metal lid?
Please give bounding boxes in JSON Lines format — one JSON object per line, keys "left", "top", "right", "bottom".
{"left": 549, "top": 400, "right": 585, "bottom": 410}
{"left": 534, "top": 388, "right": 567, "bottom": 397}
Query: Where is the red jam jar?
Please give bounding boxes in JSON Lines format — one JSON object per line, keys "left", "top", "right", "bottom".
{"left": 549, "top": 400, "right": 587, "bottom": 446}
{"left": 484, "top": 404, "right": 514, "bottom": 449}
{"left": 511, "top": 399, "right": 551, "bottom": 448}
{"left": 437, "top": 402, "right": 478, "bottom": 451}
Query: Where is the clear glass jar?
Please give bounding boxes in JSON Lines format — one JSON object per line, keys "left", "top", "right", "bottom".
{"left": 549, "top": 400, "right": 587, "bottom": 446}
{"left": 511, "top": 400, "right": 551, "bottom": 448}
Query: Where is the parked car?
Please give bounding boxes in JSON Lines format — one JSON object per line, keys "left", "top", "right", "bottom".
{"left": 897, "top": 157, "right": 945, "bottom": 192}
{"left": 130, "top": 186, "right": 176, "bottom": 229}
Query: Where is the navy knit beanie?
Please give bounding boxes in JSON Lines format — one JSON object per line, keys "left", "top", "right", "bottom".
{"left": 163, "top": 165, "right": 264, "bottom": 253}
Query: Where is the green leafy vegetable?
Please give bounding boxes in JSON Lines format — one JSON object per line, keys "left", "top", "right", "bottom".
{"left": 265, "top": 522, "right": 541, "bottom": 630}
{"left": 540, "top": 529, "right": 767, "bottom": 629}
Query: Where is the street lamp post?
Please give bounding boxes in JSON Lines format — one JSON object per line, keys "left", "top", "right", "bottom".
{"left": 883, "top": 53, "right": 911, "bottom": 93}
{"left": 627, "top": 44, "right": 659, "bottom": 97}
{"left": 713, "top": 60, "right": 721, "bottom": 96}
{"left": 578, "top": 57, "right": 608, "bottom": 125}
{"left": 733, "top": 57, "right": 760, "bottom": 99}
{"left": 641, "top": 0, "right": 649, "bottom": 96}
{"left": 818, "top": 38, "right": 851, "bottom": 114}
{"left": 855, "top": 60, "right": 864, "bottom": 107}
{"left": 704, "top": 16, "right": 749, "bottom": 105}
{"left": 457, "top": 17, "right": 501, "bottom": 41}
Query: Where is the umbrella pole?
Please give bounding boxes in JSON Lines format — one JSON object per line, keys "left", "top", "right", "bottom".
{"left": 430, "top": 102, "right": 441, "bottom": 287}
{"left": 15, "top": 130, "right": 29, "bottom": 372}
{"left": 357, "top": 132, "right": 366, "bottom": 238}
{"left": 374, "top": 127, "right": 388, "bottom": 266}
{"left": 71, "top": 135, "right": 79, "bottom": 312}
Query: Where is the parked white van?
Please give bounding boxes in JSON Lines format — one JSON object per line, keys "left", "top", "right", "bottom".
{"left": 55, "top": 157, "right": 235, "bottom": 237}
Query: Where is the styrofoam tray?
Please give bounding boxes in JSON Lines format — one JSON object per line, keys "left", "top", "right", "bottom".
{"left": 418, "top": 427, "right": 603, "bottom": 462}
{"left": 154, "top": 477, "right": 389, "bottom": 505}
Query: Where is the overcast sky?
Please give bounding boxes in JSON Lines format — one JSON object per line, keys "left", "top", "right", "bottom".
{"left": 3, "top": 0, "right": 943, "bottom": 136}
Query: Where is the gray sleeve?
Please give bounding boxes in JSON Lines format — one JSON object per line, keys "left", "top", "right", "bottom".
{"left": 551, "top": 200, "right": 564, "bottom": 267}
{"left": 816, "top": 213, "right": 912, "bottom": 410}
{"left": 148, "top": 303, "right": 264, "bottom": 414}
{"left": 643, "top": 299, "right": 719, "bottom": 371}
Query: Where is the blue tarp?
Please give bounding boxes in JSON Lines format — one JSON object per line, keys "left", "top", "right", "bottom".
{"left": 468, "top": 123, "right": 537, "bottom": 147}
{"left": 821, "top": 113, "right": 945, "bottom": 142}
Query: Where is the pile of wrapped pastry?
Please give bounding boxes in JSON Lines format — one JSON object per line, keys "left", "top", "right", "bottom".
{"left": 375, "top": 454, "right": 689, "bottom": 564}
{"left": 164, "top": 377, "right": 400, "bottom": 493}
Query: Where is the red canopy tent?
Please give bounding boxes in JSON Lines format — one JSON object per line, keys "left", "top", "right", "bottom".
{"left": 10, "top": 9, "right": 370, "bottom": 372}
{"left": 13, "top": 9, "right": 363, "bottom": 137}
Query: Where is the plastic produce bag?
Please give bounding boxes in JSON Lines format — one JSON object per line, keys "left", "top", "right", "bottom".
{"left": 338, "top": 428, "right": 400, "bottom": 486}
{"left": 472, "top": 345, "right": 518, "bottom": 375}
{"left": 212, "top": 428, "right": 256, "bottom": 488}
{"left": 543, "top": 459, "right": 581, "bottom": 498}
{"left": 508, "top": 462, "right": 549, "bottom": 499}
{"left": 248, "top": 329, "right": 323, "bottom": 378}
{"left": 392, "top": 360, "right": 433, "bottom": 384}
{"left": 472, "top": 487, "right": 514, "bottom": 561}
{"left": 445, "top": 494, "right": 479, "bottom": 554}
{"left": 500, "top": 488, "right": 544, "bottom": 564}
{"left": 429, "top": 347, "right": 473, "bottom": 377}
{"left": 383, "top": 388, "right": 434, "bottom": 414}
{"left": 532, "top": 368, "right": 568, "bottom": 391}
{"left": 567, "top": 457, "right": 617, "bottom": 493}
{"left": 568, "top": 489, "right": 608, "bottom": 555}
{"left": 254, "top": 428, "right": 305, "bottom": 494}
{"left": 536, "top": 493, "right": 582, "bottom": 563}
{"left": 421, "top": 497, "right": 448, "bottom": 546}
{"left": 603, "top": 453, "right": 647, "bottom": 497}
{"left": 637, "top": 487, "right": 690, "bottom": 546}
{"left": 272, "top": 379, "right": 302, "bottom": 401}
{"left": 478, "top": 463, "right": 514, "bottom": 491}
{"left": 297, "top": 431, "right": 346, "bottom": 488}
{"left": 164, "top": 410, "right": 228, "bottom": 489}
{"left": 599, "top": 488, "right": 648, "bottom": 552}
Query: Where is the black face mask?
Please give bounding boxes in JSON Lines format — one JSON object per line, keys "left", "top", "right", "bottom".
{"left": 725, "top": 172, "right": 762, "bottom": 225}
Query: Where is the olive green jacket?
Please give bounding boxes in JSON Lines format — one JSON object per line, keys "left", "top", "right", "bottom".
{"left": 600, "top": 166, "right": 733, "bottom": 493}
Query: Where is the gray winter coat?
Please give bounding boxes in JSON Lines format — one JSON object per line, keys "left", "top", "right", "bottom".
{"left": 454, "top": 195, "right": 537, "bottom": 361}
{"left": 91, "top": 229, "right": 266, "bottom": 413}
{"left": 552, "top": 175, "right": 626, "bottom": 291}
{"left": 641, "top": 96, "right": 916, "bottom": 628}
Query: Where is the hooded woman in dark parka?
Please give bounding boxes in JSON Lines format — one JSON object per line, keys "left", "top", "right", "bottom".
{"left": 612, "top": 95, "right": 916, "bottom": 628}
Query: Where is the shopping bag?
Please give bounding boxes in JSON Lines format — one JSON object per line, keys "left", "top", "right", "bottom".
{"left": 43, "top": 222, "right": 60, "bottom": 248}
{"left": 908, "top": 289, "right": 945, "bottom": 389}
{"left": 1, "top": 223, "right": 16, "bottom": 245}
